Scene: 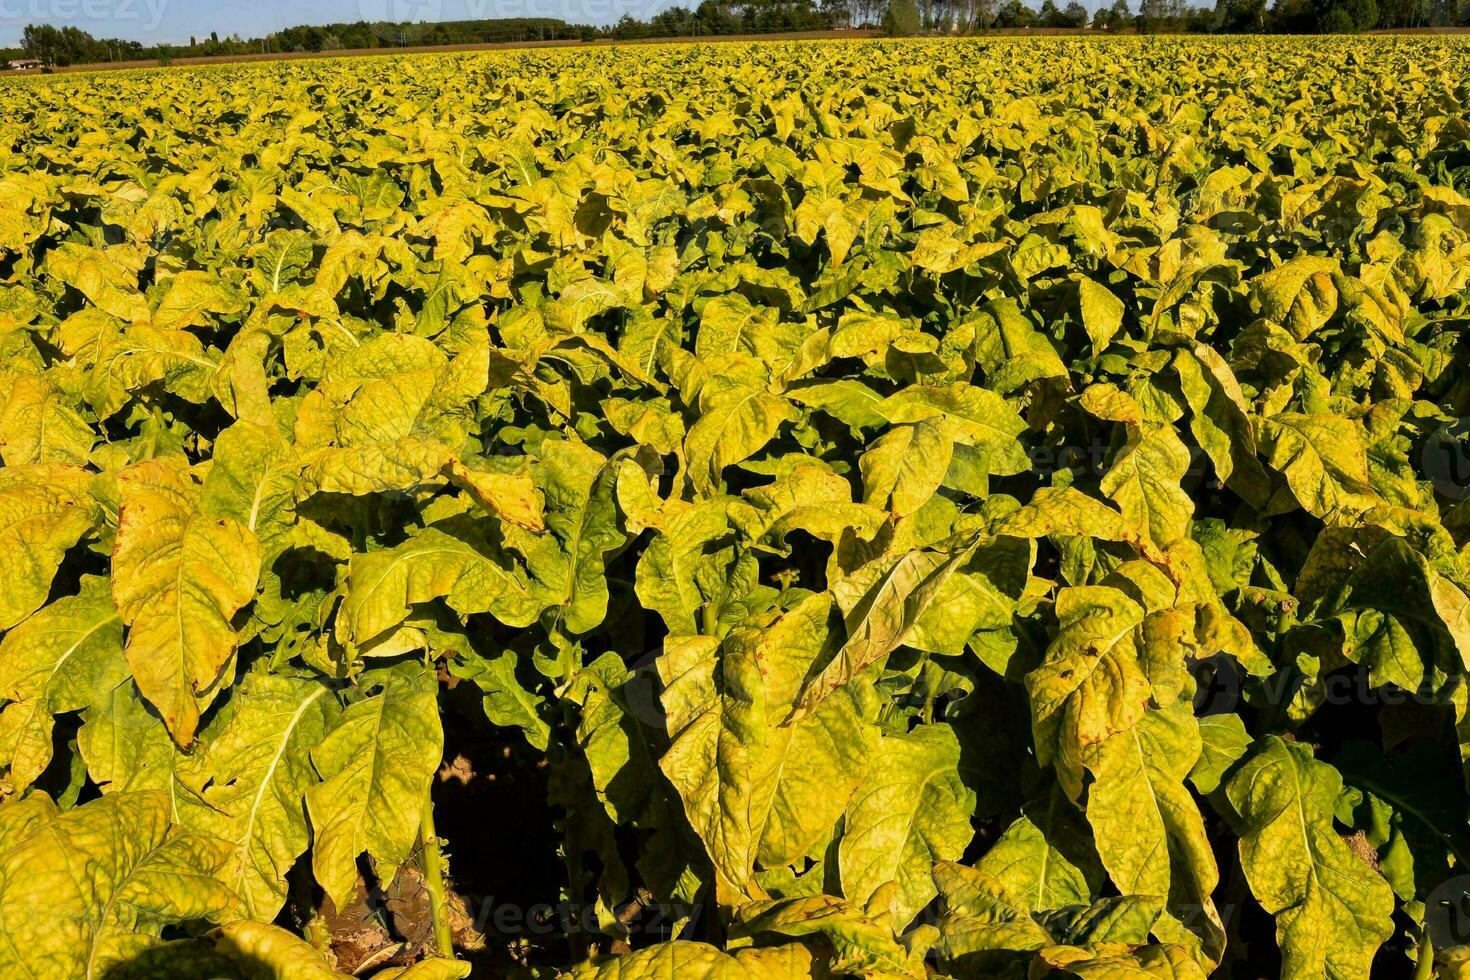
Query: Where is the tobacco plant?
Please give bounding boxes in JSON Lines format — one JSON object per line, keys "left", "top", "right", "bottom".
{"left": 2, "top": 34, "right": 1470, "bottom": 979}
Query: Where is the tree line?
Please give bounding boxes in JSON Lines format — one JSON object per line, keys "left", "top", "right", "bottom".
{"left": 5, "top": 0, "right": 1469, "bottom": 69}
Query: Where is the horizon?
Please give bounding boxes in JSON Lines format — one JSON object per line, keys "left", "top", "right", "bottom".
{"left": 0, "top": 0, "right": 687, "bottom": 48}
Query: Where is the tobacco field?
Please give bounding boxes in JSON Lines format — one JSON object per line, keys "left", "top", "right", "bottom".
{"left": 3, "top": 34, "right": 1470, "bottom": 979}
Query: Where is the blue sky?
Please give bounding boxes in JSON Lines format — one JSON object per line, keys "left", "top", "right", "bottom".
{"left": 0, "top": 0, "right": 671, "bottom": 47}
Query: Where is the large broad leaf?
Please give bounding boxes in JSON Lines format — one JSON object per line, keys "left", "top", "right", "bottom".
{"left": 1249, "top": 255, "right": 1339, "bottom": 339}
{"left": 0, "top": 790, "right": 232, "bottom": 979}
{"left": 44, "top": 243, "right": 150, "bottom": 324}
{"left": 975, "top": 786, "right": 1104, "bottom": 913}
{"left": 566, "top": 939, "right": 815, "bottom": 979}
{"left": 182, "top": 670, "right": 336, "bottom": 920}
{"left": 78, "top": 680, "right": 182, "bottom": 798}
{"left": 930, "top": 861, "right": 1053, "bottom": 972}
{"left": 1172, "top": 345, "right": 1270, "bottom": 507}
{"left": 200, "top": 420, "right": 300, "bottom": 559}
{"left": 838, "top": 723, "right": 976, "bottom": 927}
{"left": 634, "top": 500, "right": 740, "bottom": 635}
{"left": 0, "top": 373, "right": 94, "bottom": 466}
{"left": 450, "top": 648, "right": 550, "bottom": 750}
{"left": 988, "top": 487, "right": 1142, "bottom": 550}
{"left": 305, "top": 664, "right": 442, "bottom": 910}
{"left": 1259, "top": 413, "right": 1376, "bottom": 519}
{"left": 150, "top": 270, "right": 244, "bottom": 331}
{"left": 0, "top": 463, "right": 97, "bottom": 631}
{"left": 790, "top": 544, "right": 974, "bottom": 723}
{"left": 972, "top": 298, "right": 1067, "bottom": 394}
{"left": 659, "top": 594, "right": 878, "bottom": 906}
{"left": 1295, "top": 530, "right": 1470, "bottom": 689}
{"left": 502, "top": 441, "right": 627, "bottom": 635}
{"left": 684, "top": 371, "right": 794, "bottom": 496}
{"left": 338, "top": 522, "right": 543, "bottom": 645}
{"left": 874, "top": 383, "right": 1030, "bottom": 477}
{"left": 1082, "top": 700, "right": 1223, "bottom": 963}
{"left": 1025, "top": 586, "right": 1151, "bottom": 798}
{"left": 0, "top": 577, "right": 125, "bottom": 791}
{"left": 733, "top": 895, "right": 926, "bottom": 977}
{"left": 1100, "top": 423, "right": 1193, "bottom": 546}
{"left": 1225, "top": 736, "right": 1395, "bottom": 980}
{"left": 112, "top": 474, "right": 262, "bottom": 746}
{"left": 1077, "top": 277, "right": 1125, "bottom": 353}
{"left": 859, "top": 418, "right": 954, "bottom": 518}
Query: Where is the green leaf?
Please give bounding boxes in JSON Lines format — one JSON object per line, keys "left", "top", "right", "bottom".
{"left": 1100, "top": 423, "right": 1194, "bottom": 546}
{"left": 306, "top": 664, "right": 442, "bottom": 910}
{"left": 684, "top": 371, "right": 794, "bottom": 496}
{"left": 839, "top": 723, "right": 976, "bottom": 926}
{"left": 209, "top": 921, "right": 346, "bottom": 979}
{"left": 1259, "top": 413, "right": 1375, "bottom": 519}
{"left": 182, "top": 670, "right": 336, "bottom": 920}
{"left": 339, "top": 523, "right": 542, "bottom": 645}
{"left": 151, "top": 271, "right": 245, "bottom": 331}
{"left": 1026, "top": 586, "right": 1151, "bottom": 798}
{"left": 44, "top": 243, "right": 150, "bottom": 324}
{"left": 660, "top": 595, "right": 878, "bottom": 905}
{"left": 859, "top": 419, "right": 954, "bottom": 518}
{"left": 1077, "top": 277, "right": 1125, "bottom": 353}
{"left": 1226, "top": 736, "right": 1395, "bottom": 980}
{"left": 450, "top": 649, "right": 550, "bottom": 750}
{"left": 1082, "top": 700, "right": 1223, "bottom": 962}
{"left": 0, "top": 374, "right": 94, "bottom": 466}
{"left": 0, "top": 578, "right": 125, "bottom": 792}
{"left": 0, "top": 790, "right": 233, "bottom": 979}
{"left": 112, "top": 475, "right": 262, "bottom": 746}
{"left": 791, "top": 544, "right": 974, "bottom": 723}
{"left": 0, "top": 463, "right": 97, "bottom": 631}
{"left": 78, "top": 680, "right": 182, "bottom": 798}
{"left": 503, "top": 441, "right": 627, "bottom": 635}
{"left": 975, "top": 785, "right": 1103, "bottom": 913}
{"left": 734, "top": 895, "right": 925, "bottom": 977}
{"left": 1189, "top": 713, "right": 1252, "bottom": 796}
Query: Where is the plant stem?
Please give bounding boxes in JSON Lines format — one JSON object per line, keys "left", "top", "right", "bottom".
{"left": 290, "top": 861, "right": 330, "bottom": 951}
{"left": 420, "top": 793, "right": 456, "bottom": 960}
{"left": 1412, "top": 929, "right": 1434, "bottom": 980}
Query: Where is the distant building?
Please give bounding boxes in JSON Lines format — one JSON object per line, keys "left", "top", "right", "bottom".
{"left": 6, "top": 59, "right": 43, "bottom": 70}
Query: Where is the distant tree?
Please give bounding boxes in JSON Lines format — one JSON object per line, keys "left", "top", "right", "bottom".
{"left": 994, "top": 0, "right": 1040, "bottom": 23}
{"left": 1062, "top": 0, "right": 1089, "bottom": 22}
{"left": 1218, "top": 0, "right": 1267, "bottom": 28}
{"left": 883, "top": 0, "right": 923, "bottom": 31}
{"left": 821, "top": 0, "right": 854, "bottom": 26}
{"left": 1342, "top": 0, "right": 1379, "bottom": 26}
{"left": 1138, "top": 0, "right": 1168, "bottom": 28}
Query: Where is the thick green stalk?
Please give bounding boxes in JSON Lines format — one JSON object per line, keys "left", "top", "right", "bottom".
{"left": 420, "top": 793, "right": 456, "bottom": 960}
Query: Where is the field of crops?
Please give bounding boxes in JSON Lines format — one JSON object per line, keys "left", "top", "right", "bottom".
{"left": 2, "top": 33, "right": 1470, "bottom": 979}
